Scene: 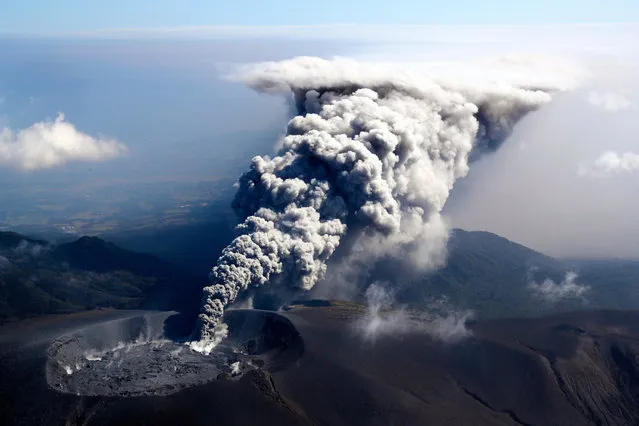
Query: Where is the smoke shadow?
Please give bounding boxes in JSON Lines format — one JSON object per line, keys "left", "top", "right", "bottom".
{"left": 162, "top": 311, "right": 199, "bottom": 341}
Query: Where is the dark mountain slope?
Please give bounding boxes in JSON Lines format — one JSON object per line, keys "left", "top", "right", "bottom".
{"left": 0, "top": 231, "right": 46, "bottom": 248}
{"left": 567, "top": 259, "right": 639, "bottom": 311}
{"left": 0, "top": 232, "right": 201, "bottom": 322}
{"left": 51, "top": 236, "right": 182, "bottom": 278}
{"left": 2, "top": 227, "right": 639, "bottom": 324}
{"left": 391, "top": 229, "right": 566, "bottom": 318}
{"left": 388, "top": 229, "right": 639, "bottom": 319}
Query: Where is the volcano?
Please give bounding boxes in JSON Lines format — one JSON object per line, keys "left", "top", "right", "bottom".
{"left": 2, "top": 303, "right": 639, "bottom": 425}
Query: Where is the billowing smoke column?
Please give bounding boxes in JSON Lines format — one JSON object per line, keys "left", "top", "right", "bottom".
{"left": 197, "top": 57, "right": 554, "bottom": 343}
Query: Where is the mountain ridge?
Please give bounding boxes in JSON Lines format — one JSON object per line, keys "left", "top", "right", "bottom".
{"left": 1, "top": 228, "right": 638, "bottom": 324}
{"left": 0, "top": 231, "right": 201, "bottom": 322}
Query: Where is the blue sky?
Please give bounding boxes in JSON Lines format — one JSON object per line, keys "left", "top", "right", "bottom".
{"left": 1, "top": 0, "right": 638, "bottom": 35}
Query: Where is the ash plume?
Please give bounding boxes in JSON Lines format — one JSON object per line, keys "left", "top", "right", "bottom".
{"left": 197, "top": 57, "right": 559, "bottom": 343}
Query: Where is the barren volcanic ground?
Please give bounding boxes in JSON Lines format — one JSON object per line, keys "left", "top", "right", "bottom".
{"left": 2, "top": 302, "right": 639, "bottom": 425}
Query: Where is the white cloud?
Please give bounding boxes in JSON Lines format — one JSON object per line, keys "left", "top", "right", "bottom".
{"left": 0, "top": 113, "right": 127, "bottom": 170}
{"left": 587, "top": 91, "right": 633, "bottom": 111}
{"left": 529, "top": 272, "right": 589, "bottom": 303}
{"left": 579, "top": 150, "right": 639, "bottom": 177}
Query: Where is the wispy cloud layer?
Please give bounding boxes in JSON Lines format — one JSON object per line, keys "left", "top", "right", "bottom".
{"left": 587, "top": 91, "right": 633, "bottom": 111}
{"left": 70, "top": 22, "right": 639, "bottom": 43}
{"left": 0, "top": 113, "right": 127, "bottom": 170}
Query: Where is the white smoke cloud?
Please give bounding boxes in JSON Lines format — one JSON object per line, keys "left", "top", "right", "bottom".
{"left": 587, "top": 91, "right": 633, "bottom": 111}
{"left": 529, "top": 272, "right": 589, "bottom": 303}
{"left": 0, "top": 113, "right": 127, "bottom": 170}
{"left": 230, "top": 361, "right": 241, "bottom": 376}
{"left": 420, "top": 298, "right": 474, "bottom": 343}
{"left": 84, "top": 350, "right": 104, "bottom": 362}
{"left": 188, "top": 324, "right": 229, "bottom": 355}
{"left": 356, "top": 283, "right": 410, "bottom": 341}
{"left": 196, "top": 56, "right": 568, "bottom": 343}
{"left": 579, "top": 150, "right": 639, "bottom": 177}
{"left": 355, "top": 283, "right": 473, "bottom": 343}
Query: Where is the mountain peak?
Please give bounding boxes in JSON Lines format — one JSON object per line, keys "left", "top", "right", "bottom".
{"left": 71, "top": 235, "right": 115, "bottom": 247}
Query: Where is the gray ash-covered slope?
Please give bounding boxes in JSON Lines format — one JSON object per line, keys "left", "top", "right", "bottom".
{"left": 268, "top": 303, "right": 639, "bottom": 426}
{"left": 3, "top": 305, "right": 639, "bottom": 425}
{"left": 0, "top": 231, "right": 201, "bottom": 322}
